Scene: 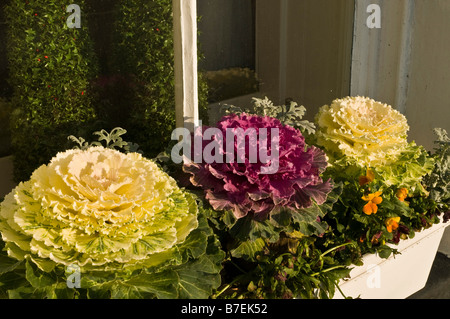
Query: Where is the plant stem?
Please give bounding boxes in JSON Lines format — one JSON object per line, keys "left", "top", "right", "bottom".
{"left": 213, "top": 275, "right": 244, "bottom": 299}
{"left": 320, "top": 242, "right": 353, "bottom": 258}
{"left": 311, "top": 265, "right": 348, "bottom": 277}
{"left": 335, "top": 283, "right": 348, "bottom": 299}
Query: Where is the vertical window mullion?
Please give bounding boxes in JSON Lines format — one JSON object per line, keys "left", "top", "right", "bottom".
{"left": 173, "top": 0, "right": 199, "bottom": 132}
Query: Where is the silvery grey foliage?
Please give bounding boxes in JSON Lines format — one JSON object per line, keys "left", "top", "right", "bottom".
{"left": 220, "top": 97, "right": 316, "bottom": 135}
{"left": 68, "top": 127, "right": 143, "bottom": 154}
{"left": 424, "top": 128, "right": 450, "bottom": 206}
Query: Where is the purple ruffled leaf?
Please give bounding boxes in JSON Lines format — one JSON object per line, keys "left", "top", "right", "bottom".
{"left": 183, "top": 113, "right": 332, "bottom": 221}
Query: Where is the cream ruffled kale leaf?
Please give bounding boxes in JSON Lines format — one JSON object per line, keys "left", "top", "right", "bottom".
{"left": 0, "top": 147, "right": 224, "bottom": 299}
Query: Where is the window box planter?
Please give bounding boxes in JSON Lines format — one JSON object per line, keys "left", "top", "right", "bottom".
{"left": 334, "top": 217, "right": 450, "bottom": 299}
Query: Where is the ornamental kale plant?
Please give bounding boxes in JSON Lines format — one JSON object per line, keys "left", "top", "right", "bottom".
{"left": 180, "top": 106, "right": 350, "bottom": 299}
{"left": 313, "top": 96, "right": 442, "bottom": 262}
{"left": 0, "top": 140, "right": 224, "bottom": 299}
{"left": 315, "top": 96, "right": 410, "bottom": 168}
{"left": 183, "top": 113, "right": 334, "bottom": 240}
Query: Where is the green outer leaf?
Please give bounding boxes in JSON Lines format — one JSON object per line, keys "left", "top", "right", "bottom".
{"left": 0, "top": 254, "right": 23, "bottom": 275}
{"left": 7, "top": 286, "right": 47, "bottom": 299}
{"left": 230, "top": 238, "right": 266, "bottom": 260}
{"left": 290, "top": 183, "right": 343, "bottom": 236}
{"left": 124, "top": 270, "right": 179, "bottom": 299}
{"left": 230, "top": 215, "right": 280, "bottom": 242}
{"left": 25, "top": 260, "right": 57, "bottom": 289}
{"left": 0, "top": 271, "right": 29, "bottom": 298}
{"left": 373, "top": 143, "right": 434, "bottom": 192}
{"left": 174, "top": 254, "right": 222, "bottom": 299}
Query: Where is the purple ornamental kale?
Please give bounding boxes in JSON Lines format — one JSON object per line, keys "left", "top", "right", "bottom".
{"left": 183, "top": 114, "right": 333, "bottom": 220}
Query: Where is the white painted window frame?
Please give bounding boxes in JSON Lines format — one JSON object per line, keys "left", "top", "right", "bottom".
{"left": 173, "top": 0, "right": 199, "bottom": 132}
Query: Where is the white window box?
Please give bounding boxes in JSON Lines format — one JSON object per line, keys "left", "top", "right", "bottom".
{"left": 334, "top": 217, "right": 450, "bottom": 299}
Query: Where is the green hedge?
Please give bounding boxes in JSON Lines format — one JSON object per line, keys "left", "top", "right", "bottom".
{"left": 6, "top": 0, "right": 210, "bottom": 182}
{"left": 5, "top": 0, "right": 100, "bottom": 182}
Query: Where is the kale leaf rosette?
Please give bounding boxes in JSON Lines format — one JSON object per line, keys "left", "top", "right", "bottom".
{"left": 316, "top": 96, "right": 410, "bottom": 168}
{"left": 0, "top": 146, "right": 224, "bottom": 299}
{"left": 314, "top": 96, "right": 439, "bottom": 260}
{"left": 183, "top": 113, "right": 335, "bottom": 241}
{"left": 315, "top": 96, "right": 434, "bottom": 191}
{"left": 181, "top": 105, "right": 349, "bottom": 300}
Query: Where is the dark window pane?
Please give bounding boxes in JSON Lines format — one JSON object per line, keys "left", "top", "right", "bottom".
{"left": 198, "top": 0, "right": 258, "bottom": 103}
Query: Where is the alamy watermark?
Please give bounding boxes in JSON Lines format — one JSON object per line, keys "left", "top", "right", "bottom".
{"left": 171, "top": 122, "right": 280, "bottom": 175}
{"left": 66, "top": 4, "right": 81, "bottom": 29}
{"left": 367, "top": 4, "right": 381, "bottom": 29}
{"left": 366, "top": 264, "right": 381, "bottom": 289}
{"left": 66, "top": 263, "right": 81, "bottom": 289}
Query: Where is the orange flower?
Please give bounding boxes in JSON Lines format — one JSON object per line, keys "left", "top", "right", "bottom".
{"left": 385, "top": 217, "right": 401, "bottom": 233}
{"left": 396, "top": 188, "right": 408, "bottom": 202}
{"left": 359, "top": 168, "right": 375, "bottom": 186}
{"left": 362, "top": 191, "right": 383, "bottom": 215}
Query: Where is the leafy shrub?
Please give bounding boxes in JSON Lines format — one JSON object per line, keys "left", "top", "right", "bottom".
{"left": 424, "top": 128, "right": 450, "bottom": 214}
{"left": 6, "top": 0, "right": 210, "bottom": 182}
{"left": 5, "top": 0, "right": 100, "bottom": 182}
{"left": 0, "top": 129, "right": 224, "bottom": 299}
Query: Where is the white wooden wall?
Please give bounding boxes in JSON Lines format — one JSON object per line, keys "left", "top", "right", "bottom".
{"left": 351, "top": 0, "right": 450, "bottom": 150}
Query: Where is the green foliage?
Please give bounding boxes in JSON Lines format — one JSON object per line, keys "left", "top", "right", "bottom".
{"left": 211, "top": 234, "right": 353, "bottom": 300}
{"left": 220, "top": 97, "right": 316, "bottom": 136}
{"left": 424, "top": 128, "right": 450, "bottom": 209}
{"left": 68, "top": 127, "right": 142, "bottom": 154}
{"left": 0, "top": 210, "right": 224, "bottom": 299}
{"left": 6, "top": 0, "right": 211, "bottom": 182}
{"left": 198, "top": 183, "right": 350, "bottom": 299}
{"left": 317, "top": 164, "right": 443, "bottom": 265}
{"left": 5, "top": 0, "right": 99, "bottom": 182}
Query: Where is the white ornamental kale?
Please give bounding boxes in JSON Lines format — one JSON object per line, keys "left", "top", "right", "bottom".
{"left": 0, "top": 146, "right": 224, "bottom": 299}
{"left": 315, "top": 96, "right": 435, "bottom": 193}
{"left": 0, "top": 147, "right": 199, "bottom": 271}
{"left": 315, "top": 96, "right": 410, "bottom": 168}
